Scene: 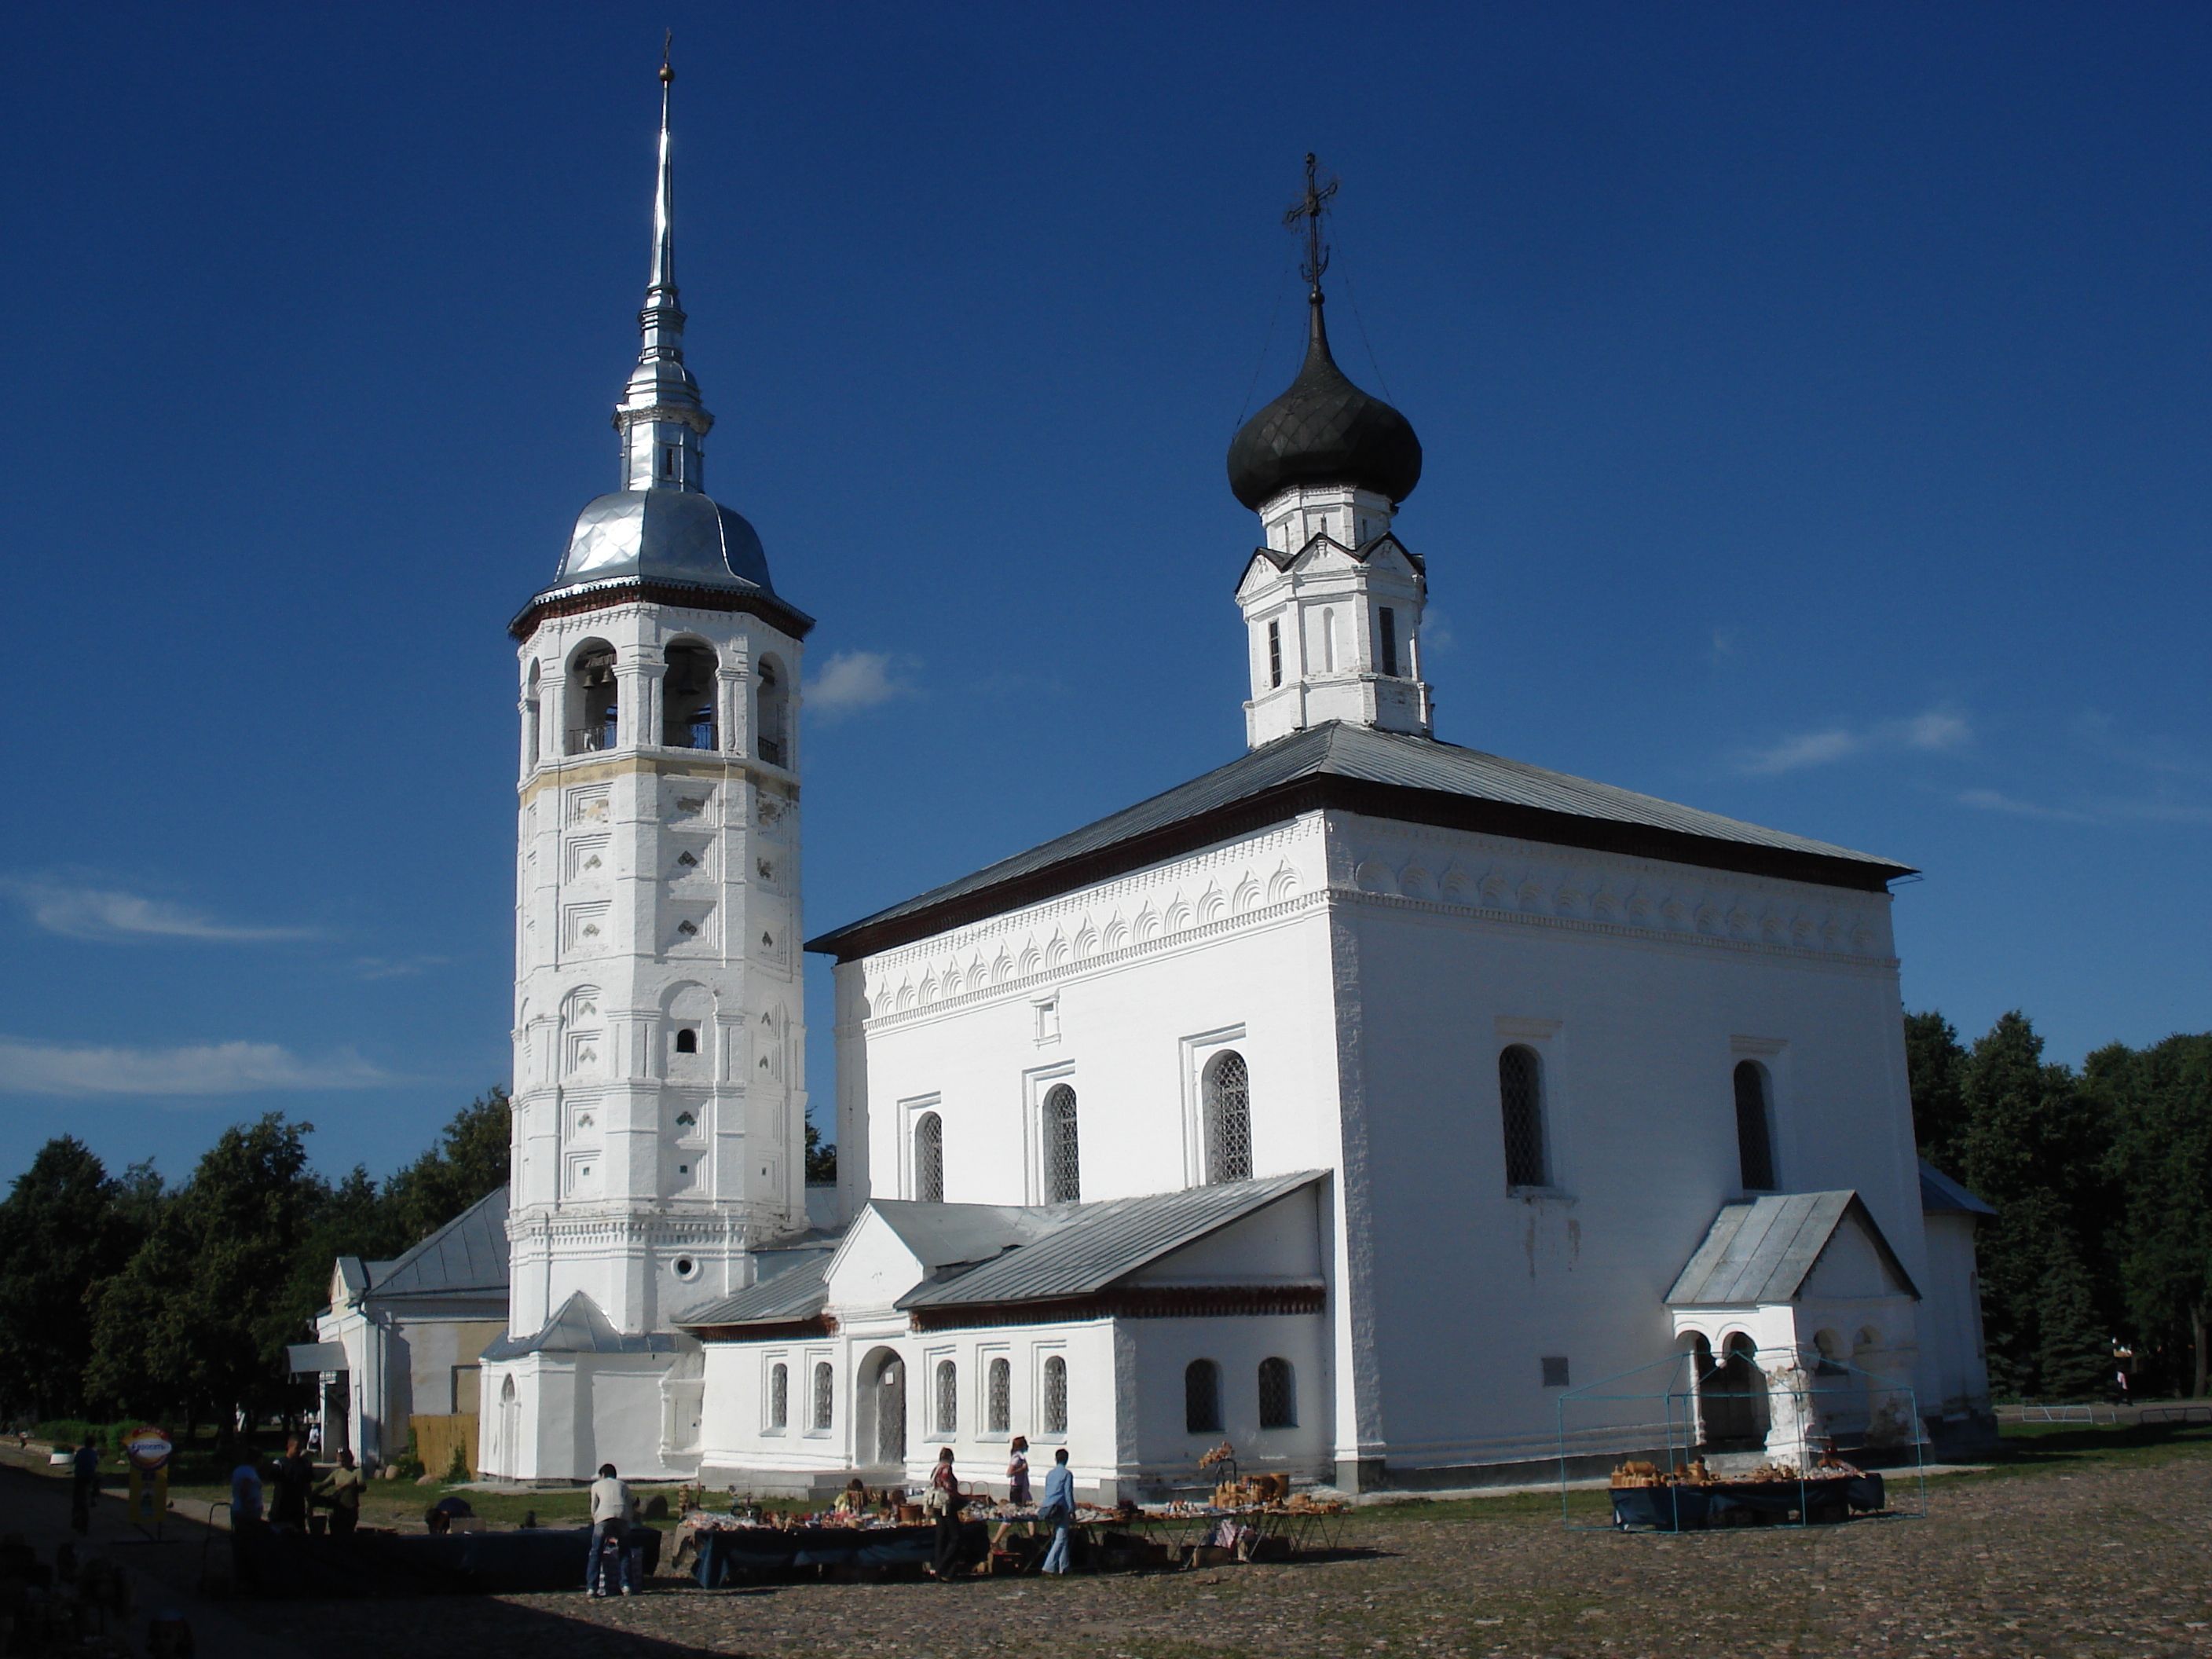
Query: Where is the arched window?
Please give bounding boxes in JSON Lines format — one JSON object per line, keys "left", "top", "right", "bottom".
{"left": 756, "top": 656, "right": 789, "bottom": 768}
{"left": 1203, "top": 1052, "right": 1252, "bottom": 1185}
{"left": 1043, "top": 1084, "right": 1080, "bottom": 1203}
{"left": 661, "top": 642, "right": 719, "bottom": 749}
{"left": 914, "top": 1111, "right": 944, "bottom": 1203}
{"left": 1185, "top": 1359, "right": 1223, "bottom": 1434}
{"left": 935, "top": 1358, "right": 958, "bottom": 1436}
{"left": 767, "top": 1362, "right": 789, "bottom": 1430}
{"left": 1042, "top": 1355, "right": 1068, "bottom": 1436}
{"left": 1258, "top": 1357, "right": 1295, "bottom": 1430}
{"left": 1733, "top": 1060, "right": 1776, "bottom": 1191}
{"left": 523, "top": 659, "right": 542, "bottom": 769}
{"left": 987, "top": 1357, "right": 1011, "bottom": 1434}
{"left": 1499, "top": 1045, "right": 1548, "bottom": 1188}
{"left": 674, "top": 1027, "right": 698, "bottom": 1055}
{"left": 569, "top": 644, "right": 618, "bottom": 754}
{"left": 812, "top": 1361, "right": 834, "bottom": 1430}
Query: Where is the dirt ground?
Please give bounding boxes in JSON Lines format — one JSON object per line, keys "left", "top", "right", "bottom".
{"left": 6, "top": 1430, "right": 2209, "bottom": 1657}
{"left": 224, "top": 1434, "right": 2212, "bottom": 1658}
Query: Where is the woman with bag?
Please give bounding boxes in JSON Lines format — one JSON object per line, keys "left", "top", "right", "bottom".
{"left": 925, "top": 1448, "right": 967, "bottom": 1580}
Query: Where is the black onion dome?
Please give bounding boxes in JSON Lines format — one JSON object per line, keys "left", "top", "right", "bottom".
{"left": 1227, "top": 296, "right": 1423, "bottom": 511}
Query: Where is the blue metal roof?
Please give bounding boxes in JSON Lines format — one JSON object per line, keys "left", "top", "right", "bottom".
{"left": 1918, "top": 1160, "right": 1997, "bottom": 1218}
{"left": 368, "top": 1185, "right": 509, "bottom": 1301}
{"left": 1665, "top": 1190, "right": 1921, "bottom": 1307}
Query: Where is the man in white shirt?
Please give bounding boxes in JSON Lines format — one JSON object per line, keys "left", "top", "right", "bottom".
{"left": 586, "top": 1463, "right": 635, "bottom": 1597}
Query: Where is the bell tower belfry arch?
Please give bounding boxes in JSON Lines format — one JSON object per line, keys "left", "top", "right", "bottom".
{"left": 483, "top": 51, "right": 815, "bottom": 1483}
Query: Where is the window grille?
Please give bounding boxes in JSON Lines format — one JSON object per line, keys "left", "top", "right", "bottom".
{"left": 1379, "top": 607, "right": 1399, "bottom": 676}
{"left": 987, "top": 1357, "right": 1011, "bottom": 1433}
{"left": 935, "top": 1359, "right": 958, "bottom": 1436}
{"left": 1499, "top": 1046, "right": 1547, "bottom": 1188}
{"left": 1734, "top": 1061, "right": 1775, "bottom": 1190}
{"left": 1184, "top": 1359, "right": 1223, "bottom": 1434}
{"left": 1267, "top": 619, "right": 1282, "bottom": 689}
{"left": 915, "top": 1111, "right": 944, "bottom": 1203}
{"left": 812, "top": 1361, "right": 834, "bottom": 1430}
{"left": 768, "top": 1363, "right": 788, "bottom": 1430}
{"left": 1203, "top": 1051, "right": 1252, "bottom": 1185}
{"left": 1042, "top": 1355, "right": 1068, "bottom": 1435}
{"left": 1043, "top": 1084, "right": 1080, "bottom": 1203}
{"left": 1258, "top": 1357, "right": 1295, "bottom": 1429}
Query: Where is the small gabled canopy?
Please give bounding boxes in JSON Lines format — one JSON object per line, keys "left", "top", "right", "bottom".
{"left": 368, "top": 1185, "right": 511, "bottom": 1302}
{"left": 480, "top": 1290, "right": 687, "bottom": 1361}
{"left": 1917, "top": 1160, "right": 1996, "bottom": 1218}
{"left": 898, "top": 1171, "right": 1325, "bottom": 1311}
{"left": 1667, "top": 1191, "right": 1920, "bottom": 1308}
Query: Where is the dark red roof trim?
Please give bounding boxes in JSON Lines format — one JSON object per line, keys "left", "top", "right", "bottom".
{"left": 694, "top": 1314, "right": 837, "bottom": 1343}
{"left": 511, "top": 578, "right": 816, "bottom": 643}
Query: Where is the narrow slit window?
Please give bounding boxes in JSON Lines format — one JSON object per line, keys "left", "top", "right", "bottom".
{"left": 812, "top": 1361, "right": 834, "bottom": 1430}
{"left": 1203, "top": 1051, "right": 1252, "bottom": 1185}
{"left": 768, "top": 1363, "right": 789, "bottom": 1430}
{"left": 1042, "top": 1355, "right": 1068, "bottom": 1435}
{"left": 1267, "top": 619, "right": 1282, "bottom": 689}
{"left": 1734, "top": 1060, "right": 1776, "bottom": 1191}
{"left": 1499, "top": 1046, "right": 1548, "bottom": 1188}
{"left": 914, "top": 1111, "right": 944, "bottom": 1203}
{"left": 987, "top": 1357, "right": 1011, "bottom": 1434}
{"left": 1184, "top": 1359, "right": 1222, "bottom": 1434}
{"left": 935, "top": 1359, "right": 958, "bottom": 1436}
{"left": 1379, "top": 607, "right": 1400, "bottom": 676}
{"left": 1043, "top": 1084, "right": 1080, "bottom": 1203}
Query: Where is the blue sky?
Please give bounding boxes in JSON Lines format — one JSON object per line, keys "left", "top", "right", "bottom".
{"left": 1, "top": 2, "right": 2206, "bottom": 1189}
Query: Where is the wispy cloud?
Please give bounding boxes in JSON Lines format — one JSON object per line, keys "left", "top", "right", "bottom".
{"left": 1736, "top": 707, "right": 1972, "bottom": 776}
{"left": 805, "top": 650, "right": 919, "bottom": 719}
{"left": 1957, "top": 788, "right": 2212, "bottom": 828}
{"left": 1955, "top": 789, "right": 2093, "bottom": 824}
{"left": 0, "top": 1037, "right": 388, "bottom": 1098}
{"left": 347, "top": 954, "right": 449, "bottom": 981}
{"left": 2, "top": 877, "right": 317, "bottom": 943}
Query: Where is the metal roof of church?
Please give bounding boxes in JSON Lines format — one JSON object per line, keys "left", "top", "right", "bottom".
{"left": 367, "top": 1185, "right": 509, "bottom": 1302}
{"left": 808, "top": 722, "right": 1916, "bottom": 960}
{"left": 896, "top": 1171, "right": 1324, "bottom": 1310}
{"left": 672, "top": 1254, "right": 833, "bottom": 1329}
{"left": 1665, "top": 1190, "right": 1921, "bottom": 1307}
{"left": 1917, "top": 1161, "right": 1998, "bottom": 1218}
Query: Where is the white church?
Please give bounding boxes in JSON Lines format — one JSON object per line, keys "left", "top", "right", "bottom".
{"left": 474, "top": 75, "right": 1994, "bottom": 1496}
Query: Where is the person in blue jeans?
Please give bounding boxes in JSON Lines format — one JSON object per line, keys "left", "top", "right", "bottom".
{"left": 1038, "top": 1448, "right": 1076, "bottom": 1574}
{"left": 585, "top": 1463, "right": 636, "bottom": 1597}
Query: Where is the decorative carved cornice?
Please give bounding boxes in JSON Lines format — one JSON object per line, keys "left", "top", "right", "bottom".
{"left": 512, "top": 578, "right": 815, "bottom": 643}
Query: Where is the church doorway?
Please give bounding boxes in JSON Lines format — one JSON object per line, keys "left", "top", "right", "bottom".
{"left": 1693, "top": 1334, "right": 1769, "bottom": 1452}
{"left": 855, "top": 1348, "right": 905, "bottom": 1468}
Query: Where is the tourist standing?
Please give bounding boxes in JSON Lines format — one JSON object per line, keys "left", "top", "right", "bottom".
{"left": 992, "top": 1435, "right": 1035, "bottom": 1551}
{"left": 925, "top": 1447, "right": 967, "bottom": 1580}
{"left": 313, "top": 1448, "right": 364, "bottom": 1539}
{"left": 586, "top": 1463, "right": 635, "bottom": 1597}
{"left": 68, "top": 1435, "right": 99, "bottom": 1535}
{"left": 1039, "top": 1448, "right": 1076, "bottom": 1574}
{"left": 229, "top": 1441, "right": 265, "bottom": 1592}
{"left": 271, "top": 1435, "right": 315, "bottom": 1532}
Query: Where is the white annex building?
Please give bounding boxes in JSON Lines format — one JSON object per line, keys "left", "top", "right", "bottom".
{"left": 479, "top": 82, "right": 1994, "bottom": 1493}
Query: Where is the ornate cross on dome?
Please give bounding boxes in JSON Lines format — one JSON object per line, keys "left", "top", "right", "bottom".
{"left": 1284, "top": 153, "right": 1339, "bottom": 298}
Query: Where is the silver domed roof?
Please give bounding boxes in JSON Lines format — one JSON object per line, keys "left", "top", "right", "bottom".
{"left": 544, "top": 488, "right": 775, "bottom": 597}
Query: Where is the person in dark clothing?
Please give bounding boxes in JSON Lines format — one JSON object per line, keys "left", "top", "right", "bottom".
{"left": 69, "top": 1437, "right": 100, "bottom": 1535}
{"left": 270, "top": 1437, "right": 315, "bottom": 1532}
{"left": 926, "top": 1448, "right": 967, "bottom": 1580}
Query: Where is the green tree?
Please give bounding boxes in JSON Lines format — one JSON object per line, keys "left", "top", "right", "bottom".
{"left": 0, "top": 1138, "right": 159, "bottom": 1419}
{"left": 383, "top": 1088, "right": 510, "bottom": 1244}
{"left": 1957, "top": 1012, "right": 2120, "bottom": 1398}
{"left": 804, "top": 1121, "right": 836, "bottom": 1186}
{"left": 2098, "top": 1033, "right": 2212, "bottom": 1397}
{"left": 87, "top": 1114, "right": 328, "bottom": 1426}
{"left": 1903, "top": 1010, "right": 1970, "bottom": 1177}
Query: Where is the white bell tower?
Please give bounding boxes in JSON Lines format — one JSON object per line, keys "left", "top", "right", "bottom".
{"left": 1225, "top": 156, "right": 1430, "bottom": 751}
{"left": 484, "top": 54, "right": 814, "bottom": 1483}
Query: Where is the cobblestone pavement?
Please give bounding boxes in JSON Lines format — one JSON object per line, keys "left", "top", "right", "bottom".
{"left": 214, "top": 1450, "right": 2212, "bottom": 1658}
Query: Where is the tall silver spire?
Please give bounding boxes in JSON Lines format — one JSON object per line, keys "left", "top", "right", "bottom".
{"left": 616, "top": 42, "right": 712, "bottom": 493}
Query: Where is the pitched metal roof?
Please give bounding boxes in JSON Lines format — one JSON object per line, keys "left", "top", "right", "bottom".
{"left": 671, "top": 1253, "right": 833, "bottom": 1329}
{"left": 897, "top": 1171, "right": 1325, "bottom": 1310}
{"left": 1918, "top": 1160, "right": 1998, "bottom": 1218}
{"left": 808, "top": 722, "right": 1914, "bottom": 960}
{"left": 1666, "top": 1191, "right": 1920, "bottom": 1307}
{"left": 368, "top": 1185, "right": 509, "bottom": 1301}
{"left": 867, "top": 1201, "right": 1068, "bottom": 1273}
{"left": 479, "top": 1290, "right": 685, "bottom": 1361}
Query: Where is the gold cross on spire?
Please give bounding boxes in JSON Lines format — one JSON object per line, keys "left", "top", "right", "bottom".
{"left": 1284, "top": 152, "right": 1339, "bottom": 299}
